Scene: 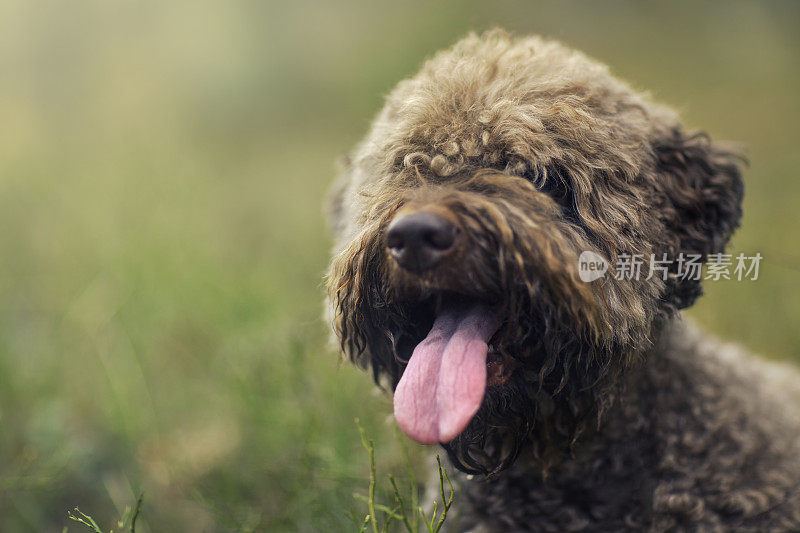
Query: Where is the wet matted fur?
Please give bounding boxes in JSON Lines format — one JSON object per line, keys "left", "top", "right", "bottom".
{"left": 325, "top": 31, "right": 800, "bottom": 531}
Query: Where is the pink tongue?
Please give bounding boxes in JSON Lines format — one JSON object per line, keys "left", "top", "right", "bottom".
{"left": 393, "top": 304, "right": 501, "bottom": 444}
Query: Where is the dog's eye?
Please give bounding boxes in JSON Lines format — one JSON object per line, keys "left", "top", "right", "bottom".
{"left": 532, "top": 165, "right": 580, "bottom": 223}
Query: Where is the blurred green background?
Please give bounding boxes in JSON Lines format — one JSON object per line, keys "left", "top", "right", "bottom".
{"left": 1, "top": 1, "right": 798, "bottom": 531}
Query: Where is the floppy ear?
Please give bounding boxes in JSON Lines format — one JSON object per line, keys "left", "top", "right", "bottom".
{"left": 651, "top": 127, "right": 745, "bottom": 310}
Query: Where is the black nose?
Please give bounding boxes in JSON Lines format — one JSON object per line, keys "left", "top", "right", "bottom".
{"left": 385, "top": 212, "right": 458, "bottom": 272}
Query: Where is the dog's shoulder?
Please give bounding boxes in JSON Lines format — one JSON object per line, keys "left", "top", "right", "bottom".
{"left": 645, "top": 318, "right": 800, "bottom": 530}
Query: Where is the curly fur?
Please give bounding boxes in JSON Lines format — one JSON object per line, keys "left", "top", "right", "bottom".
{"left": 325, "top": 30, "right": 800, "bottom": 530}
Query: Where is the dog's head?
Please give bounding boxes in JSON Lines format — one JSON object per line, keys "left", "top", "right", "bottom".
{"left": 326, "top": 31, "right": 743, "bottom": 475}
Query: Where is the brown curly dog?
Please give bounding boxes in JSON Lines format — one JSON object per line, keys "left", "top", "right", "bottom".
{"left": 326, "top": 30, "right": 800, "bottom": 531}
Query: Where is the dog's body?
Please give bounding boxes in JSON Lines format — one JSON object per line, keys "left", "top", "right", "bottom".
{"left": 326, "top": 31, "right": 800, "bottom": 531}
{"left": 451, "top": 320, "right": 800, "bottom": 531}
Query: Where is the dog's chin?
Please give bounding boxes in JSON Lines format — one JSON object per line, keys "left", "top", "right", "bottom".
{"left": 442, "top": 375, "right": 533, "bottom": 475}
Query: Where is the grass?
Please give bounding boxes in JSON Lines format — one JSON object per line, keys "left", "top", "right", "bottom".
{"left": 354, "top": 421, "right": 454, "bottom": 533}
{"left": 0, "top": 1, "right": 798, "bottom": 531}
{"left": 67, "top": 494, "right": 142, "bottom": 533}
